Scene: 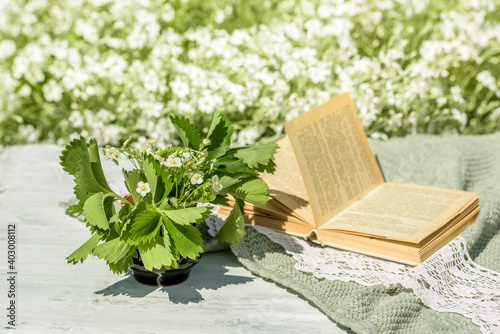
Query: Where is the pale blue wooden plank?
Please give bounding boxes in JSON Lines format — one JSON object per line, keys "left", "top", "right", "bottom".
{"left": 0, "top": 145, "right": 351, "bottom": 333}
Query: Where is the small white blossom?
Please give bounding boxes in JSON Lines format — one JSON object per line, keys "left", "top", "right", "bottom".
{"left": 170, "top": 79, "right": 190, "bottom": 98}
{"left": 236, "top": 126, "right": 260, "bottom": 146}
{"left": 451, "top": 108, "right": 467, "bottom": 130}
{"left": 190, "top": 171, "right": 204, "bottom": 185}
{"left": 0, "top": 40, "right": 16, "bottom": 59}
{"left": 134, "top": 136, "right": 152, "bottom": 153}
{"left": 103, "top": 147, "right": 120, "bottom": 162}
{"left": 136, "top": 181, "right": 151, "bottom": 197}
{"left": 43, "top": 80, "right": 63, "bottom": 101}
{"left": 198, "top": 95, "right": 217, "bottom": 113}
{"left": 165, "top": 155, "right": 182, "bottom": 167}
{"left": 212, "top": 175, "right": 222, "bottom": 192}
{"left": 69, "top": 110, "right": 84, "bottom": 128}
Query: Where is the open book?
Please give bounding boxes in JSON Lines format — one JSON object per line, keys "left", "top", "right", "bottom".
{"left": 219, "top": 93, "right": 481, "bottom": 265}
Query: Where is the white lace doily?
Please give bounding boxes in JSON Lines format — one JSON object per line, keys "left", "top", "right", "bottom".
{"left": 206, "top": 211, "right": 500, "bottom": 334}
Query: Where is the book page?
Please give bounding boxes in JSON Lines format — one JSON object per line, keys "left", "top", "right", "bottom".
{"left": 284, "top": 93, "right": 384, "bottom": 227}
{"left": 320, "top": 182, "right": 478, "bottom": 243}
{"left": 260, "top": 136, "right": 315, "bottom": 225}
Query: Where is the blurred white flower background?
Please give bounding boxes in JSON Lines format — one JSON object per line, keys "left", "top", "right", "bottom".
{"left": 0, "top": 0, "right": 499, "bottom": 147}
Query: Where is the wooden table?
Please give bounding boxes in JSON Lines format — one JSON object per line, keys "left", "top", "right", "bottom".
{"left": 0, "top": 145, "right": 350, "bottom": 333}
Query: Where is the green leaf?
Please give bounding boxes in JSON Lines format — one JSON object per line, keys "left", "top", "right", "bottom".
{"left": 163, "top": 216, "right": 204, "bottom": 260}
{"left": 229, "top": 178, "right": 270, "bottom": 207}
{"left": 162, "top": 223, "right": 179, "bottom": 260}
{"left": 67, "top": 191, "right": 91, "bottom": 216}
{"left": 123, "top": 169, "right": 146, "bottom": 205}
{"left": 226, "top": 143, "right": 278, "bottom": 173}
{"left": 108, "top": 251, "right": 135, "bottom": 274}
{"left": 59, "top": 137, "right": 87, "bottom": 176}
{"left": 142, "top": 155, "right": 158, "bottom": 200}
{"left": 169, "top": 114, "right": 200, "bottom": 150}
{"left": 184, "top": 187, "right": 216, "bottom": 206}
{"left": 83, "top": 193, "right": 112, "bottom": 229}
{"left": 138, "top": 236, "right": 176, "bottom": 271}
{"left": 211, "top": 195, "right": 229, "bottom": 206}
{"left": 142, "top": 155, "right": 173, "bottom": 204}
{"left": 66, "top": 234, "right": 101, "bottom": 264}
{"left": 160, "top": 206, "right": 211, "bottom": 225}
{"left": 120, "top": 201, "right": 148, "bottom": 245}
{"left": 213, "top": 156, "right": 257, "bottom": 175}
{"left": 129, "top": 210, "right": 162, "bottom": 244}
{"left": 103, "top": 195, "right": 116, "bottom": 220}
{"left": 88, "top": 139, "right": 112, "bottom": 192}
{"left": 74, "top": 186, "right": 87, "bottom": 202}
{"left": 161, "top": 224, "right": 171, "bottom": 252}
{"left": 218, "top": 175, "right": 243, "bottom": 193}
{"left": 206, "top": 111, "right": 234, "bottom": 161}
{"left": 158, "top": 166, "right": 173, "bottom": 203}
{"left": 61, "top": 137, "right": 112, "bottom": 194}
{"left": 215, "top": 198, "right": 245, "bottom": 244}
{"left": 92, "top": 238, "right": 132, "bottom": 264}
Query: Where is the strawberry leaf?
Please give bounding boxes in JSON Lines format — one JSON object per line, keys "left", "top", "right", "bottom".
{"left": 206, "top": 111, "right": 234, "bottom": 161}
{"left": 129, "top": 210, "right": 162, "bottom": 244}
{"left": 83, "top": 193, "right": 113, "bottom": 229}
{"left": 92, "top": 238, "right": 132, "bottom": 264}
{"left": 163, "top": 216, "right": 204, "bottom": 260}
{"left": 215, "top": 198, "right": 245, "bottom": 244}
{"left": 169, "top": 114, "right": 200, "bottom": 150}
{"left": 66, "top": 233, "right": 101, "bottom": 264}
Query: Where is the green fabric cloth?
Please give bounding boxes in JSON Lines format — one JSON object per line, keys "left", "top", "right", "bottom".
{"left": 231, "top": 133, "right": 500, "bottom": 334}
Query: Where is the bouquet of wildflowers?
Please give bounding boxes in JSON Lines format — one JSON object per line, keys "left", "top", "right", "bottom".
{"left": 60, "top": 112, "right": 277, "bottom": 273}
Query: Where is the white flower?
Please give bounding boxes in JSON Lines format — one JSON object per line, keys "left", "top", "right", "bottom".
{"left": 103, "top": 147, "right": 120, "bottom": 162}
{"left": 437, "top": 97, "right": 447, "bottom": 105}
{"left": 75, "top": 19, "right": 99, "bottom": 43}
{"left": 190, "top": 171, "right": 204, "bottom": 185}
{"left": 43, "top": 80, "right": 63, "bottom": 102}
{"left": 69, "top": 110, "right": 84, "bottom": 128}
{"left": 62, "top": 68, "right": 88, "bottom": 90}
{"left": 212, "top": 175, "right": 222, "bottom": 192}
{"left": 197, "top": 93, "right": 222, "bottom": 113}
{"left": 451, "top": 108, "right": 467, "bottom": 131}
{"left": 143, "top": 69, "right": 159, "bottom": 92}
{"left": 236, "top": 126, "right": 260, "bottom": 146}
{"left": 181, "top": 152, "right": 191, "bottom": 160}
{"left": 0, "top": 40, "right": 16, "bottom": 59}
{"left": 170, "top": 79, "right": 190, "bottom": 98}
{"left": 477, "top": 70, "right": 496, "bottom": 91}
{"left": 202, "top": 138, "right": 211, "bottom": 146}
{"left": 19, "top": 85, "right": 31, "bottom": 97}
{"left": 136, "top": 181, "right": 151, "bottom": 197}
{"left": 165, "top": 155, "right": 182, "bottom": 167}
{"left": 281, "top": 60, "right": 301, "bottom": 81}
{"left": 161, "top": 4, "right": 175, "bottom": 22}
{"left": 134, "top": 136, "right": 151, "bottom": 153}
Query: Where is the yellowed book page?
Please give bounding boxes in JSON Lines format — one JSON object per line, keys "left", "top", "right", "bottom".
{"left": 320, "top": 182, "right": 478, "bottom": 243}
{"left": 260, "top": 136, "right": 315, "bottom": 225}
{"left": 284, "top": 93, "right": 384, "bottom": 227}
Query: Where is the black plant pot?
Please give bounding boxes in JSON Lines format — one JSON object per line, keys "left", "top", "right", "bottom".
{"left": 130, "top": 254, "right": 202, "bottom": 287}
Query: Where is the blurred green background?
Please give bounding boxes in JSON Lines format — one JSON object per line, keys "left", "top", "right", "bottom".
{"left": 0, "top": 0, "right": 499, "bottom": 147}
